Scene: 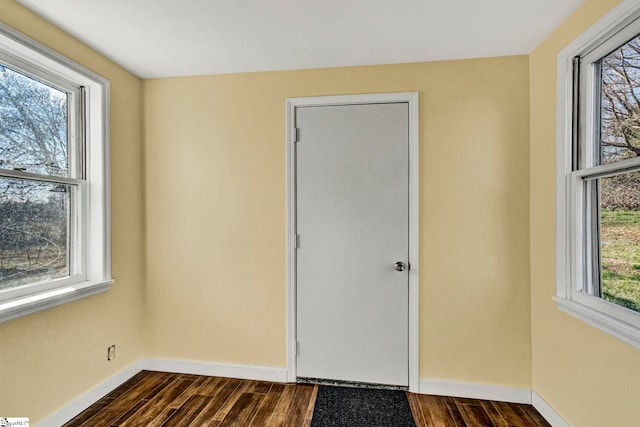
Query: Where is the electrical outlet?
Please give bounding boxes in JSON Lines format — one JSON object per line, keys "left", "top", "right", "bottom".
{"left": 107, "top": 345, "right": 115, "bottom": 361}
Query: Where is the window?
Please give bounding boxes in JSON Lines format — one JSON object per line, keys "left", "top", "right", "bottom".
{"left": 557, "top": 2, "right": 640, "bottom": 348}
{"left": 0, "top": 23, "right": 110, "bottom": 323}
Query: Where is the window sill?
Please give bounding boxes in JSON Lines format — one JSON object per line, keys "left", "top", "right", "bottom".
{"left": 554, "top": 296, "right": 640, "bottom": 349}
{"left": 0, "top": 279, "right": 113, "bottom": 324}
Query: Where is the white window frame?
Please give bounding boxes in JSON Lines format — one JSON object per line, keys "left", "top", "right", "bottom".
{"left": 0, "top": 23, "right": 111, "bottom": 323}
{"left": 557, "top": 0, "right": 640, "bottom": 349}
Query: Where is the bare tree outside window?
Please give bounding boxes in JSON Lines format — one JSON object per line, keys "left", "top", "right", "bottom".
{"left": 0, "top": 65, "right": 70, "bottom": 290}
{"left": 601, "top": 36, "right": 640, "bottom": 164}
{"left": 598, "top": 36, "right": 640, "bottom": 312}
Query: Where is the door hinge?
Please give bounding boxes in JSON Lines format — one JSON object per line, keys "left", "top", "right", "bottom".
{"left": 293, "top": 127, "right": 300, "bottom": 143}
{"left": 294, "top": 234, "right": 300, "bottom": 249}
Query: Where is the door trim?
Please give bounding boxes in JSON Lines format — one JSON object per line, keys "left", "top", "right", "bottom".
{"left": 285, "top": 92, "right": 420, "bottom": 392}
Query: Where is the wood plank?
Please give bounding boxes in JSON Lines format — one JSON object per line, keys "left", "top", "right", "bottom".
{"left": 62, "top": 396, "right": 114, "bottom": 427}
{"left": 169, "top": 375, "right": 209, "bottom": 409}
{"left": 147, "top": 408, "right": 177, "bottom": 427}
{"left": 453, "top": 397, "right": 480, "bottom": 405}
{"left": 108, "top": 371, "right": 151, "bottom": 400}
{"left": 480, "top": 400, "right": 509, "bottom": 427}
{"left": 252, "top": 381, "right": 273, "bottom": 394}
{"left": 177, "top": 373, "right": 202, "bottom": 381}
{"left": 109, "top": 399, "right": 150, "bottom": 426}
{"left": 266, "top": 384, "right": 297, "bottom": 427}
{"left": 218, "top": 392, "right": 262, "bottom": 427}
{"left": 119, "top": 377, "right": 195, "bottom": 427}
{"left": 416, "top": 394, "right": 456, "bottom": 427}
{"left": 445, "top": 396, "right": 467, "bottom": 427}
{"left": 456, "top": 402, "right": 495, "bottom": 427}
{"left": 71, "top": 372, "right": 176, "bottom": 427}
{"left": 194, "top": 376, "right": 229, "bottom": 396}
{"left": 247, "top": 383, "right": 285, "bottom": 427}
{"left": 491, "top": 401, "right": 537, "bottom": 427}
{"left": 304, "top": 384, "right": 318, "bottom": 423}
{"left": 161, "top": 395, "right": 211, "bottom": 427}
{"left": 139, "top": 374, "right": 179, "bottom": 400}
{"left": 406, "top": 393, "right": 426, "bottom": 427}
{"left": 521, "top": 405, "right": 552, "bottom": 427}
{"left": 283, "top": 383, "right": 314, "bottom": 427}
{"left": 188, "top": 378, "right": 242, "bottom": 426}
{"left": 213, "top": 381, "right": 257, "bottom": 421}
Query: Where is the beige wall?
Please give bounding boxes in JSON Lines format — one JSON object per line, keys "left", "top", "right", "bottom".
{"left": 530, "top": 0, "right": 640, "bottom": 425}
{"left": 0, "top": 1, "right": 145, "bottom": 423}
{"left": 143, "top": 57, "right": 532, "bottom": 387}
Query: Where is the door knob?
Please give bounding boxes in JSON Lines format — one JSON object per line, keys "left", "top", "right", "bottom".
{"left": 394, "top": 261, "right": 408, "bottom": 272}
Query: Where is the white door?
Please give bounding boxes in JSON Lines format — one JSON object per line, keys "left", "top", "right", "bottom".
{"left": 295, "top": 102, "right": 409, "bottom": 387}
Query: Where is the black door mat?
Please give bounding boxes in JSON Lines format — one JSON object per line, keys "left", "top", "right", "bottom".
{"left": 311, "top": 385, "right": 417, "bottom": 427}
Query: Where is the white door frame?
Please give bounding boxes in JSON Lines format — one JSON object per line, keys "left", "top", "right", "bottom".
{"left": 285, "top": 92, "right": 420, "bottom": 392}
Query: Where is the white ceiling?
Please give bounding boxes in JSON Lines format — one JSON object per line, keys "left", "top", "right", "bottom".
{"left": 16, "top": 0, "right": 585, "bottom": 79}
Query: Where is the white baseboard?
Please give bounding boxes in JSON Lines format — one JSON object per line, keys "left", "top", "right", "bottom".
{"left": 419, "top": 379, "right": 532, "bottom": 404}
{"left": 532, "top": 390, "right": 570, "bottom": 427}
{"left": 36, "top": 359, "right": 145, "bottom": 427}
{"left": 35, "top": 358, "right": 286, "bottom": 427}
{"left": 142, "top": 358, "right": 288, "bottom": 383}
{"left": 36, "top": 360, "right": 566, "bottom": 427}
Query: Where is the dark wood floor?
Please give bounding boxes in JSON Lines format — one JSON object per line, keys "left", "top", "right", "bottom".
{"left": 64, "top": 371, "right": 550, "bottom": 427}
{"left": 407, "top": 394, "right": 550, "bottom": 427}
